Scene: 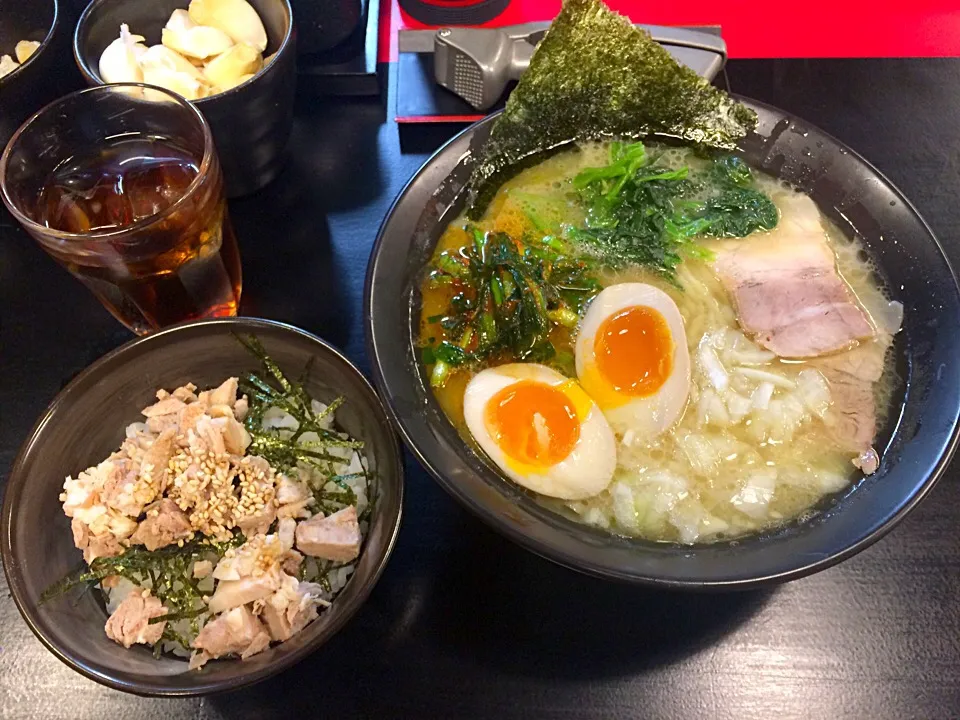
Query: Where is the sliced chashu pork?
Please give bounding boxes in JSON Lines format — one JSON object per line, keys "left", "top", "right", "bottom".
{"left": 712, "top": 194, "right": 875, "bottom": 358}
{"left": 811, "top": 336, "right": 891, "bottom": 474}
{"left": 710, "top": 193, "right": 900, "bottom": 474}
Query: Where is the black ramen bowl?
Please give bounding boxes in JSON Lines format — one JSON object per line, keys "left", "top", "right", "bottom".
{"left": 74, "top": 0, "right": 296, "bottom": 198}
{"left": 1, "top": 318, "right": 404, "bottom": 695}
{"left": 365, "top": 100, "right": 960, "bottom": 589}
{"left": 0, "top": 0, "right": 79, "bottom": 151}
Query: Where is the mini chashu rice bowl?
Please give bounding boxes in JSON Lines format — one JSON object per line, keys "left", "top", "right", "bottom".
{"left": 57, "top": 375, "right": 370, "bottom": 670}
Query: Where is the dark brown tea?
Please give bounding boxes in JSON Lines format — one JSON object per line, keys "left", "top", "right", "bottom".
{"left": 34, "top": 136, "right": 241, "bottom": 333}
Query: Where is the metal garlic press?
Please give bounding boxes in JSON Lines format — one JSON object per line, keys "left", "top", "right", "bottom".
{"left": 398, "top": 23, "right": 727, "bottom": 111}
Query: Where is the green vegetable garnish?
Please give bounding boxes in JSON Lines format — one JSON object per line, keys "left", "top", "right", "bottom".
{"left": 568, "top": 143, "right": 779, "bottom": 278}
{"left": 699, "top": 186, "right": 780, "bottom": 238}
{"left": 466, "top": 0, "right": 758, "bottom": 218}
{"left": 424, "top": 230, "right": 600, "bottom": 387}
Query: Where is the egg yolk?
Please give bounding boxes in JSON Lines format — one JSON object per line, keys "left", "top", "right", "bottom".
{"left": 594, "top": 305, "right": 674, "bottom": 396}
{"left": 484, "top": 380, "right": 580, "bottom": 469}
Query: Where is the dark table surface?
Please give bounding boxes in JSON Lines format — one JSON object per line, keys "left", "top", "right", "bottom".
{"left": 2, "top": 59, "right": 959, "bottom": 719}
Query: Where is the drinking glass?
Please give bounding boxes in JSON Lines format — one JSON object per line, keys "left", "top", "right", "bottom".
{"left": 0, "top": 83, "right": 242, "bottom": 335}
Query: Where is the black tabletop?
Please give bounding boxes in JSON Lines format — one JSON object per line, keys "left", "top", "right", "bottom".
{"left": 2, "top": 59, "right": 959, "bottom": 719}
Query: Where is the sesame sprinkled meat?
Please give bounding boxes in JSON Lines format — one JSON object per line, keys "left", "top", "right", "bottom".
{"left": 55, "top": 366, "right": 368, "bottom": 670}
{"left": 233, "top": 456, "right": 277, "bottom": 536}
{"left": 130, "top": 498, "right": 193, "bottom": 551}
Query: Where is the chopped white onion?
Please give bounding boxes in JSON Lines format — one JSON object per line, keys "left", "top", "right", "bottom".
{"left": 669, "top": 501, "right": 729, "bottom": 543}
{"left": 583, "top": 507, "right": 610, "bottom": 528}
{"left": 731, "top": 469, "right": 777, "bottom": 519}
{"left": 796, "top": 368, "right": 832, "bottom": 418}
{"left": 611, "top": 482, "right": 639, "bottom": 532}
{"left": 262, "top": 406, "right": 299, "bottom": 431}
{"left": 125, "top": 422, "right": 148, "bottom": 438}
{"left": 637, "top": 471, "right": 689, "bottom": 514}
{"left": 698, "top": 341, "right": 729, "bottom": 392}
{"left": 751, "top": 382, "right": 775, "bottom": 410}
{"left": 726, "top": 392, "right": 753, "bottom": 423}
{"left": 676, "top": 433, "right": 720, "bottom": 476}
{"left": 726, "top": 348, "right": 778, "bottom": 366}
{"left": 310, "top": 400, "right": 336, "bottom": 429}
{"left": 735, "top": 367, "right": 796, "bottom": 389}
{"left": 697, "top": 388, "right": 731, "bottom": 427}
{"left": 816, "top": 470, "right": 849, "bottom": 493}
{"left": 861, "top": 297, "right": 904, "bottom": 335}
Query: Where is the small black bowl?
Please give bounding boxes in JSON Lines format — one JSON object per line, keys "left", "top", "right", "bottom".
{"left": 0, "top": 0, "right": 78, "bottom": 150}
{"left": 365, "top": 100, "right": 960, "bottom": 589}
{"left": 74, "top": 0, "right": 297, "bottom": 198}
{"left": 1, "top": 318, "right": 404, "bottom": 695}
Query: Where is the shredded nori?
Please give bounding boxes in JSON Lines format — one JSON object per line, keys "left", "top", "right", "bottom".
{"left": 466, "top": 0, "right": 758, "bottom": 218}
{"left": 235, "top": 334, "right": 371, "bottom": 522}
{"left": 40, "top": 533, "right": 245, "bottom": 646}
{"left": 235, "top": 334, "right": 364, "bottom": 474}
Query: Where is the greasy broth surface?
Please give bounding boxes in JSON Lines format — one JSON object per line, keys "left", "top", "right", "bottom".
{"left": 419, "top": 142, "right": 895, "bottom": 543}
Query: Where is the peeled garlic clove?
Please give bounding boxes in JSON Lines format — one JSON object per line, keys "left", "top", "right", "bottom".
{"left": 0, "top": 55, "right": 19, "bottom": 79}
{"left": 140, "top": 44, "right": 206, "bottom": 81}
{"left": 15, "top": 40, "right": 41, "bottom": 64}
{"left": 99, "top": 24, "right": 147, "bottom": 84}
{"left": 162, "top": 25, "right": 234, "bottom": 60}
{"left": 203, "top": 43, "right": 261, "bottom": 88}
{"left": 214, "top": 72, "right": 254, "bottom": 94}
{"left": 163, "top": 7, "right": 210, "bottom": 67}
{"left": 143, "top": 65, "right": 212, "bottom": 101}
{"left": 189, "top": 0, "right": 267, "bottom": 53}
{"left": 166, "top": 8, "right": 196, "bottom": 32}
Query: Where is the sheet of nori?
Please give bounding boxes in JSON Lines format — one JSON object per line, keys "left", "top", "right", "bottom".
{"left": 466, "top": 0, "right": 757, "bottom": 219}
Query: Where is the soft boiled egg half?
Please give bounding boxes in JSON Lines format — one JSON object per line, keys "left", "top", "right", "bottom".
{"left": 463, "top": 364, "right": 617, "bottom": 500}
{"left": 576, "top": 283, "right": 691, "bottom": 436}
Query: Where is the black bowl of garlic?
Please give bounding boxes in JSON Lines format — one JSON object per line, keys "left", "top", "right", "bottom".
{"left": 75, "top": 0, "right": 296, "bottom": 197}
{"left": 0, "top": 0, "right": 80, "bottom": 150}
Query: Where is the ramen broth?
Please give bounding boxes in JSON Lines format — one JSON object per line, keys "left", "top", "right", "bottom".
{"left": 419, "top": 142, "right": 896, "bottom": 543}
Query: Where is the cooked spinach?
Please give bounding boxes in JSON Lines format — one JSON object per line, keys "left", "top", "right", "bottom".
{"left": 569, "top": 143, "right": 779, "bottom": 278}
{"left": 424, "top": 230, "right": 600, "bottom": 387}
